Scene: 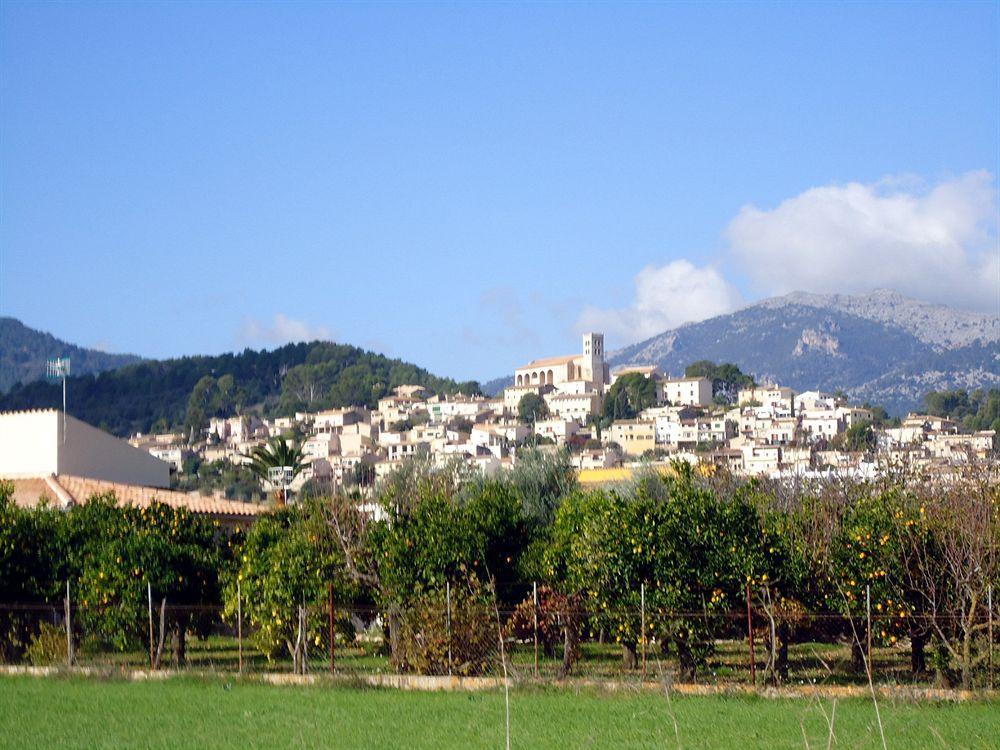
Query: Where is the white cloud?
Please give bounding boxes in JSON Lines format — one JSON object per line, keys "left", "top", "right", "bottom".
{"left": 238, "top": 314, "right": 333, "bottom": 346}
{"left": 577, "top": 260, "right": 744, "bottom": 344}
{"left": 726, "top": 170, "right": 999, "bottom": 311}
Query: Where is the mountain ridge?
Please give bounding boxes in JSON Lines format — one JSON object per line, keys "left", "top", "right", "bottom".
{"left": 755, "top": 289, "right": 998, "bottom": 349}
{"left": 610, "top": 290, "right": 999, "bottom": 415}
{"left": 0, "top": 317, "right": 142, "bottom": 394}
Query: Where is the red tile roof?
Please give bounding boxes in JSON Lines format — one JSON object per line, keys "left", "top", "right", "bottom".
{"left": 6, "top": 474, "right": 265, "bottom": 519}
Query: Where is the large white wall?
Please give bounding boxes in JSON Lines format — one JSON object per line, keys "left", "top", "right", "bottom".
{"left": 0, "top": 410, "right": 60, "bottom": 477}
{"left": 0, "top": 409, "right": 169, "bottom": 488}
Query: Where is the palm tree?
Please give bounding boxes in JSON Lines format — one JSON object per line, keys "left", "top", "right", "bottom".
{"left": 243, "top": 436, "right": 306, "bottom": 506}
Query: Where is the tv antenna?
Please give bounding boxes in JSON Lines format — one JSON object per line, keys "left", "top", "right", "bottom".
{"left": 46, "top": 357, "right": 71, "bottom": 443}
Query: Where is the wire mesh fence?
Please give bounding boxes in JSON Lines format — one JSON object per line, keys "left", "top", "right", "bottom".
{"left": 2, "top": 585, "right": 996, "bottom": 691}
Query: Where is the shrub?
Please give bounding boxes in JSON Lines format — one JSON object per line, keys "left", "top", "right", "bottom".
{"left": 505, "top": 585, "right": 566, "bottom": 657}
{"left": 392, "top": 582, "right": 496, "bottom": 675}
{"left": 27, "top": 622, "right": 67, "bottom": 666}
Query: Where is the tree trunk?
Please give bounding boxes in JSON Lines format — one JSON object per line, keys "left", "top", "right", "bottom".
{"left": 776, "top": 622, "right": 790, "bottom": 683}
{"left": 676, "top": 638, "right": 696, "bottom": 681}
{"left": 558, "top": 606, "right": 580, "bottom": 679}
{"left": 173, "top": 613, "right": 188, "bottom": 667}
{"left": 909, "top": 628, "right": 926, "bottom": 676}
{"left": 621, "top": 642, "right": 638, "bottom": 670}
{"left": 386, "top": 607, "right": 402, "bottom": 670}
{"left": 851, "top": 636, "right": 865, "bottom": 673}
{"left": 153, "top": 598, "right": 168, "bottom": 670}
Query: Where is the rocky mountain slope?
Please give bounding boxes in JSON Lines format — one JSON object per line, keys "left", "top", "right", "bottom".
{"left": 610, "top": 290, "right": 999, "bottom": 415}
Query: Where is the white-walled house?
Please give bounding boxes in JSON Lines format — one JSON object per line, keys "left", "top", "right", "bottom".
{"left": 0, "top": 409, "right": 170, "bottom": 488}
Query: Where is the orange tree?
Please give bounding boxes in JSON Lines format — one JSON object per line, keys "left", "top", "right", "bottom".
{"left": 65, "top": 494, "right": 222, "bottom": 663}
{"left": 0, "top": 481, "right": 68, "bottom": 660}
{"left": 747, "top": 482, "right": 838, "bottom": 683}
{"left": 222, "top": 499, "right": 350, "bottom": 666}
{"left": 324, "top": 469, "right": 529, "bottom": 672}
{"left": 542, "top": 465, "right": 771, "bottom": 679}
{"left": 828, "top": 488, "right": 910, "bottom": 672}
{"left": 892, "top": 478, "right": 999, "bottom": 688}
{"left": 0, "top": 481, "right": 67, "bottom": 603}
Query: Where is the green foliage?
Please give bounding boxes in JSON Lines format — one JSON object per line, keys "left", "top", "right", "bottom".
{"left": 26, "top": 622, "right": 68, "bottom": 666}
{"left": 274, "top": 342, "right": 480, "bottom": 416}
{"left": 923, "top": 388, "right": 1000, "bottom": 433}
{"left": 861, "top": 403, "right": 896, "bottom": 427}
{"left": 0, "top": 341, "right": 480, "bottom": 437}
{"left": 171, "top": 458, "right": 266, "bottom": 503}
{"left": 684, "top": 360, "right": 755, "bottom": 404}
{"left": 603, "top": 373, "right": 657, "bottom": 420}
{"left": 517, "top": 393, "right": 549, "bottom": 423}
{"left": 372, "top": 485, "right": 526, "bottom": 606}
{"left": 393, "top": 580, "right": 496, "bottom": 675}
{"left": 185, "top": 374, "right": 242, "bottom": 438}
{"left": 66, "top": 495, "right": 222, "bottom": 651}
{"left": 243, "top": 436, "right": 307, "bottom": 503}
{"left": 542, "top": 464, "right": 767, "bottom": 674}
{"left": 504, "top": 448, "right": 577, "bottom": 528}
{"left": 828, "top": 491, "right": 910, "bottom": 647}
{"left": 838, "top": 421, "right": 876, "bottom": 452}
{"left": 222, "top": 502, "right": 348, "bottom": 659}
{"left": 0, "top": 482, "right": 67, "bottom": 603}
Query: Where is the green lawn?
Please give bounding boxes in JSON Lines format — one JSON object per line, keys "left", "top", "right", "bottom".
{"left": 1, "top": 676, "right": 997, "bottom": 750}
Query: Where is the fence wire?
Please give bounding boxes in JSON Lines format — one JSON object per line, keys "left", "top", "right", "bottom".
{"left": 2, "top": 589, "right": 996, "bottom": 691}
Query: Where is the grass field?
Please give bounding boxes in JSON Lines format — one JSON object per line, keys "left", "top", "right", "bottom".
{"left": 1, "top": 676, "right": 997, "bottom": 749}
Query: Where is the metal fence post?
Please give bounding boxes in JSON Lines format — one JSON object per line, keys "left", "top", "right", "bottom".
{"left": 446, "top": 581, "right": 453, "bottom": 676}
{"left": 746, "top": 580, "right": 756, "bottom": 686}
{"left": 147, "top": 582, "right": 154, "bottom": 670}
{"left": 533, "top": 581, "right": 539, "bottom": 678}
{"left": 866, "top": 584, "right": 872, "bottom": 680}
{"left": 988, "top": 584, "right": 994, "bottom": 690}
{"left": 64, "top": 580, "right": 73, "bottom": 668}
{"left": 329, "top": 583, "right": 336, "bottom": 674}
{"left": 640, "top": 582, "right": 647, "bottom": 679}
{"left": 237, "top": 580, "right": 243, "bottom": 675}
{"left": 301, "top": 601, "right": 308, "bottom": 674}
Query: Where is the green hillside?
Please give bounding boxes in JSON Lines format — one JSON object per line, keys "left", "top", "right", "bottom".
{"left": 0, "top": 318, "right": 141, "bottom": 393}
{"left": 0, "top": 339, "right": 480, "bottom": 437}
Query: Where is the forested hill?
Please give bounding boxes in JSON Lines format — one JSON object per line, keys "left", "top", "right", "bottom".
{"left": 0, "top": 317, "right": 141, "bottom": 393}
{"left": 0, "top": 340, "right": 480, "bottom": 437}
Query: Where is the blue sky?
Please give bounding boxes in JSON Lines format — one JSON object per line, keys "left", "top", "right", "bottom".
{"left": 2, "top": 2, "right": 997, "bottom": 381}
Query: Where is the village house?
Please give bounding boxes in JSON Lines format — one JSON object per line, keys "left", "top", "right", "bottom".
{"left": 608, "top": 419, "right": 656, "bottom": 456}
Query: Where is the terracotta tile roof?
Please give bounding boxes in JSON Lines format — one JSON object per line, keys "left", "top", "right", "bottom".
{"left": 6, "top": 474, "right": 264, "bottom": 519}
{"left": 7, "top": 477, "right": 63, "bottom": 509}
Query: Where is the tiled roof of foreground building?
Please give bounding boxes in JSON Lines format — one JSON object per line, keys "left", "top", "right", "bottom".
{"left": 6, "top": 473, "right": 265, "bottom": 522}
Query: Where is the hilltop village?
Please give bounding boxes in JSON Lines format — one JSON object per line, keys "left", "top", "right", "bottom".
{"left": 119, "top": 333, "right": 995, "bottom": 496}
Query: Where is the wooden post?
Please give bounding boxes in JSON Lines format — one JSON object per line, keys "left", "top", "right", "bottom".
{"left": 64, "top": 580, "right": 73, "bottom": 668}
{"left": 147, "top": 582, "right": 155, "bottom": 670}
{"left": 237, "top": 580, "right": 243, "bottom": 675}
{"left": 446, "top": 581, "right": 453, "bottom": 676}
{"left": 746, "top": 581, "right": 756, "bottom": 686}
{"left": 640, "top": 582, "right": 647, "bottom": 680}
{"left": 532, "top": 581, "right": 539, "bottom": 678}
{"left": 329, "top": 583, "right": 336, "bottom": 673}
{"left": 866, "top": 585, "right": 872, "bottom": 680}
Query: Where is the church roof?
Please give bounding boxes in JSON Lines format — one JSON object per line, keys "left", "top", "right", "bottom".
{"left": 518, "top": 354, "right": 577, "bottom": 369}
